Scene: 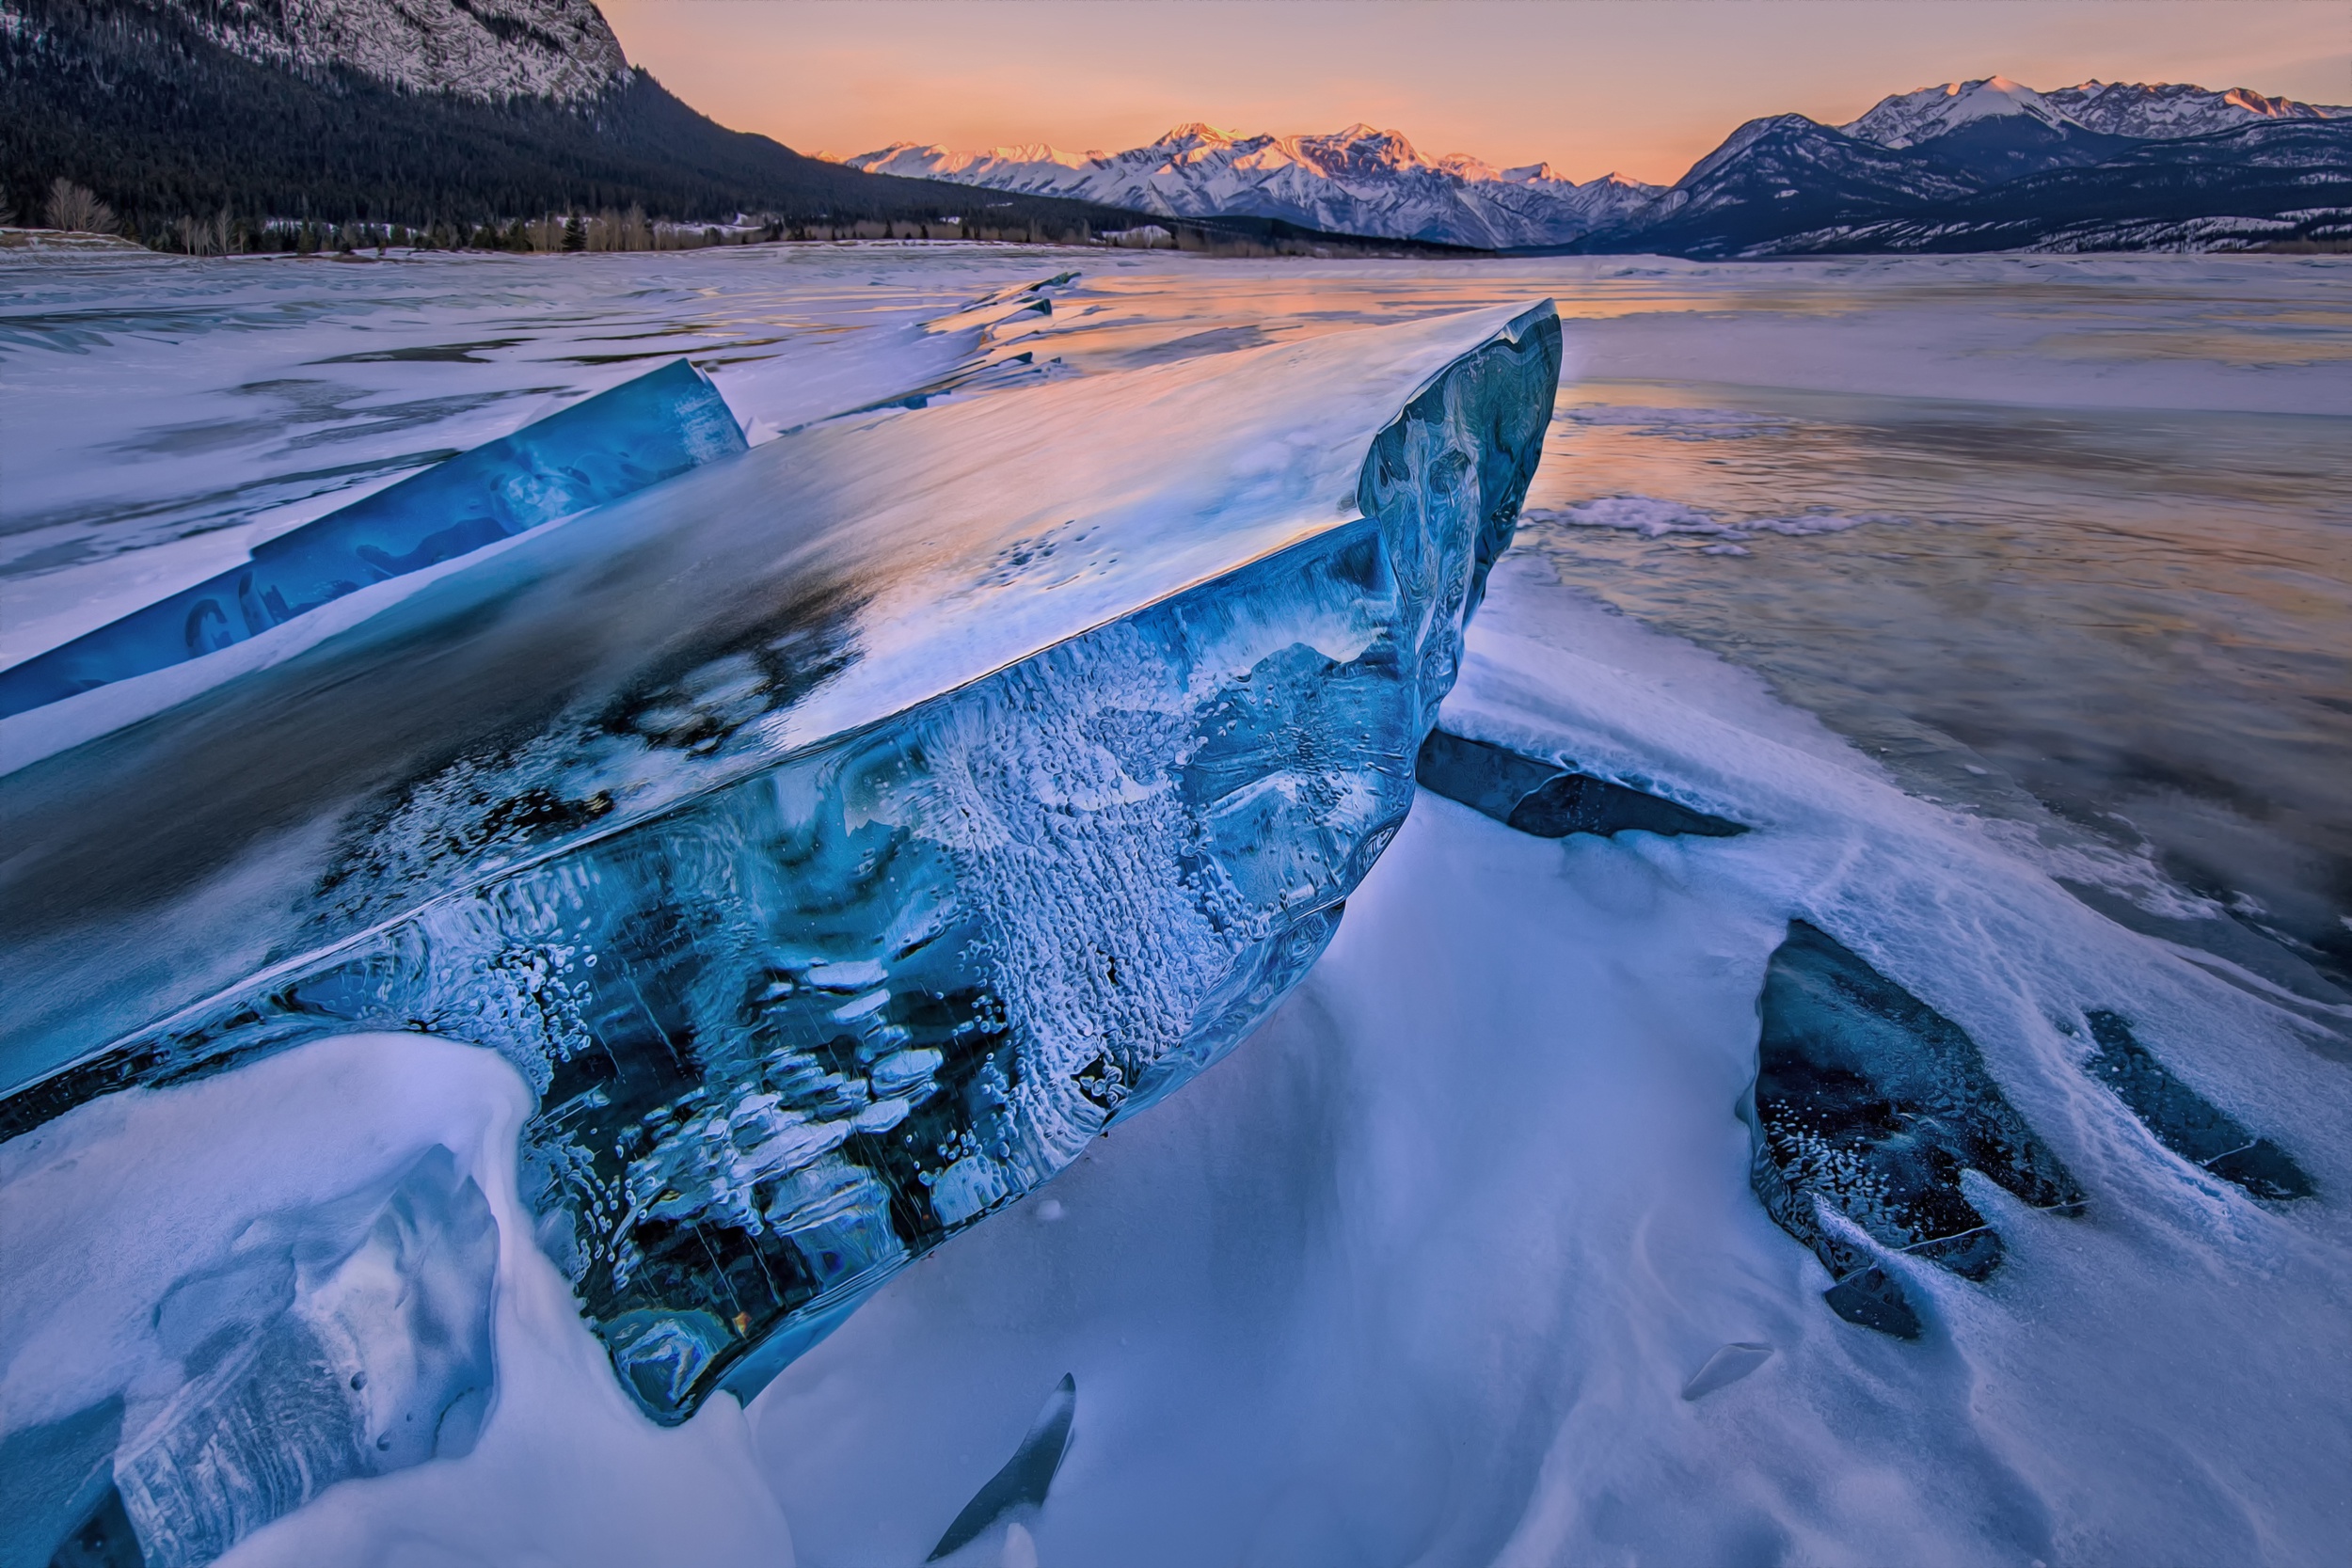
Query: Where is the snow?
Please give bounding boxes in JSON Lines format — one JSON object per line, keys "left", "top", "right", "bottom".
{"left": 0, "top": 1035, "right": 796, "bottom": 1566}
{"left": 744, "top": 582, "right": 2351, "bottom": 1567}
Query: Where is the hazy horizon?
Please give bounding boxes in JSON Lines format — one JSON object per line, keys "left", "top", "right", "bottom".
{"left": 598, "top": 0, "right": 2347, "bottom": 184}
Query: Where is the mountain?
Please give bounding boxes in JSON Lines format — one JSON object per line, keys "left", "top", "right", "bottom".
{"left": 1567, "top": 76, "right": 2352, "bottom": 258}
{"left": 839, "top": 124, "right": 1662, "bottom": 248}
{"left": 848, "top": 76, "right": 2347, "bottom": 256}
{"left": 1755, "top": 119, "right": 2352, "bottom": 255}
{"left": 1843, "top": 74, "right": 2090, "bottom": 146}
{"left": 1, "top": 0, "right": 1451, "bottom": 252}
{"left": 119, "top": 0, "right": 629, "bottom": 102}
{"left": 1844, "top": 74, "right": 2345, "bottom": 150}
{"left": 1836, "top": 74, "right": 2137, "bottom": 182}
{"left": 1595, "top": 114, "right": 1979, "bottom": 258}
{"left": 10, "top": 17, "right": 2343, "bottom": 261}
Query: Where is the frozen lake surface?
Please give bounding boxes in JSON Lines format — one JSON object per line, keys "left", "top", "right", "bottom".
{"left": 2, "top": 246, "right": 2347, "bottom": 1567}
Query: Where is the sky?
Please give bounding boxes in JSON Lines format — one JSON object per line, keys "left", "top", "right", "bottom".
{"left": 596, "top": 0, "right": 2351, "bottom": 184}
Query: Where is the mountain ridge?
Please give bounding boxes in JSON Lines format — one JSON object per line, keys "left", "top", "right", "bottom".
{"left": 838, "top": 124, "right": 1664, "bottom": 250}
{"left": 848, "top": 77, "right": 2350, "bottom": 253}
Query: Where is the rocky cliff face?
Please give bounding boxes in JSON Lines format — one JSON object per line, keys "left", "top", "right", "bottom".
{"left": 120, "top": 0, "right": 628, "bottom": 101}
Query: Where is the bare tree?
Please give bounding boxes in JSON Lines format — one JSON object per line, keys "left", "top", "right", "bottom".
{"left": 171, "top": 212, "right": 233, "bottom": 256}
{"left": 45, "top": 178, "right": 117, "bottom": 235}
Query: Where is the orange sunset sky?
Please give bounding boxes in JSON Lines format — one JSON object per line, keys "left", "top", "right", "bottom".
{"left": 597, "top": 0, "right": 2350, "bottom": 185}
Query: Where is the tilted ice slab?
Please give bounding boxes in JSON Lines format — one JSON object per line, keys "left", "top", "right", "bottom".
{"left": 0, "top": 358, "right": 747, "bottom": 720}
{"left": 0, "top": 299, "right": 1559, "bottom": 1549}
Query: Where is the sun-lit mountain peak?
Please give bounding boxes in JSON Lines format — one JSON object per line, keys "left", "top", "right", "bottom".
{"left": 1153, "top": 122, "right": 1239, "bottom": 148}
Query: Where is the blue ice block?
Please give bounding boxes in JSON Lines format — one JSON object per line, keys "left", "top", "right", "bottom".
{"left": 0, "top": 358, "right": 745, "bottom": 719}
{"left": 1, "top": 304, "right": 1560, "bottom": 1468}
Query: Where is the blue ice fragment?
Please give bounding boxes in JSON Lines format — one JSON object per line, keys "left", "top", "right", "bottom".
{"left": 1415, "top": 728, "right": 1747, "bottom": 838}
{"left": 1679, "top": 1342, "right": 1772, "bottom": 1401}
{"left": 2084, "top": 1010, "right": 2312, "bottom": 1200}
{"left": 929, "top": 1374, "right": 1077, "bottom": 1560}
{"left": 0, "top": 359, "right": 744, "bottom": 719}
{"left": 1743, "top": 921, "right": 2084, "bottom": 1337}
{"left": 23, "top": 1148, "right": 500, "bottom": 1568}
{"left": 0, "top": 1397, "right": 122, "bottom": 1568}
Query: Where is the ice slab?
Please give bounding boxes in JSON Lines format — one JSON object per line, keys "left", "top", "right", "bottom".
{"left": 1414, "top": 726, "right": 1747, "bottom": 838}
{"left": 1679, "top": 1342, "right": 1773, "bottom": 1401}
{"left": 15, "top": 1147, "right": 497, "bottom": 1568}
{"left": 0, "top": 359, "right": 744, "bottom": 719}
{"left": 1745, "top": 920, "right": 2085, "bottom": 1337}
{"left": 927, "top": 1373, "right": 1076, "bottom": 1561}
{"left": 2084, "top": 1009, "right": 2313, "bottom": 1200}
{"left": 0, "top": 302, "right": 1562, "bottom": 1428}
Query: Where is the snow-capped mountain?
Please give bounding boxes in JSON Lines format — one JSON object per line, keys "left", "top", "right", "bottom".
{"left": 1579, "top": 106, "right": 2349, "bottom": 260}
{"left": 1841, "top": 75, "right": 2089, "bottom": 147}
{"left": 1835, "top": 75, "right": 2134, "bottom": 182}
{"left": 119, "top": 0, "right": 630, "bottom": 102}
{"left": 841, "top": 124, "right": 1661, "bottom": 248}
{"left": 1842, "top": 75, "right": 2344, "bottom": 150}
{"left": 846, "top": 76, "right": 2344, "bottom": 253}
{"left": 1558, "top": 73, "right": 2352, "bottom": 258}
{"left": 1619, "top": 114, "right": 1980, "bottom": 254}
{"left": 1755, "top": 119, "right": 2352, "bottom": 256}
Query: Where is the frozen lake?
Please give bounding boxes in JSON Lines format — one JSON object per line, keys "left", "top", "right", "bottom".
{"left": 8, "top": 246, "right": 2344, "bottom": 1003}
{"left": 3, "top": 246, "right": 2347, "bottom": 1567}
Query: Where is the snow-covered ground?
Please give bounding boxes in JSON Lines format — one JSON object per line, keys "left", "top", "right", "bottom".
{"left": 3, "top": 245, "right": 2347, "bottom": 1567}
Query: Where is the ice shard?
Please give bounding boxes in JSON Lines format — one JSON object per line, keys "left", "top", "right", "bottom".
{"left": 1414, "top": 728, "right": 1747, "bottom": 838}
{"left": 0, "top": 303, "right": 1562, "bottom": 1438}
{"left": 0, "top": 359, "right": 745, "bottom": 720}
{"left": 2083, "top": 1010, "right": 2312, "bottom": 1200}
{"left": 24, "top": 1148, "right": 498, "bottom": 1568}
{"left": 1743, "top": 921, "right": 2084, "bottom": 1338}
{"left": 928, "top": 1373, "right": 1077, "bottom": 1561}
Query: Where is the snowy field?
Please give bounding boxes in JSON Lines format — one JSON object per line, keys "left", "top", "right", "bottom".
{"left": 3, "top": 246, "right": 2348, "bottom": 1568}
